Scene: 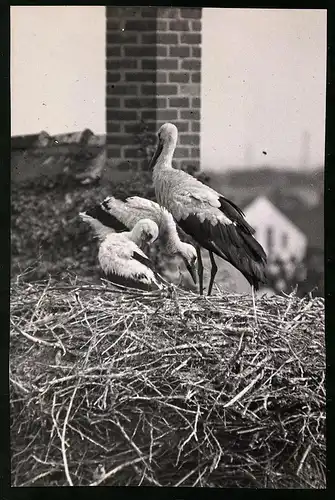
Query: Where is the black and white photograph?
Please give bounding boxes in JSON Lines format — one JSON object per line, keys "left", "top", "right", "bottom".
{"left": 10, "top": 6, "right": 326, "bottom": 488}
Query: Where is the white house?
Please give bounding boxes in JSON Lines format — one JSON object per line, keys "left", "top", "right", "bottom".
{"left": 243, "top": 196, "right": 308, "bottom": 264}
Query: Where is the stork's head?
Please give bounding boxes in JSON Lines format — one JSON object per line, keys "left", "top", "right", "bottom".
{"left": 149, "top": 123, "right": 178, "bottom": 170}
{"left": 158, "top": 123, "right": 178, "bottom": 143}
{"left": 177, "top": 242, "right": 198, "bottom": 284}
{"left": 131, "top": 218, "right": 159, "bottom": 246}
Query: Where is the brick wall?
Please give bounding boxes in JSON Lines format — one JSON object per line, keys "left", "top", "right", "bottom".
{"left": 106, "top": 7, "right": 202, "bottom": 173}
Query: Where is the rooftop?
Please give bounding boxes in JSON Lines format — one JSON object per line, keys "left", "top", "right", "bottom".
{"left": 243, "top": 195, "right": 324, "bottom": 251}
{"left": 11, "top": 129, "right": 106, "bottom": 184}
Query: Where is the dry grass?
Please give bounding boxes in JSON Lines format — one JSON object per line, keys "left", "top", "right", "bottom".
{"left": 10, "top": 276, "right": 325, "bottom": 488}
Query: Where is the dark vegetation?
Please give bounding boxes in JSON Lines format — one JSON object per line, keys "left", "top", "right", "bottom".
{"left": 11, "top": 171, "right": 158, "bottom": 282}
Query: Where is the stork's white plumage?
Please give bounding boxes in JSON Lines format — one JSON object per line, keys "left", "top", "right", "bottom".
{"left": 82, "top": 195, "right": 197, "bottom": 283}
{"left": 149, "top": 123, "right": 267, "bottom": 296}
{"left": 79, "top": 213, "right": 163, "bottom": 291}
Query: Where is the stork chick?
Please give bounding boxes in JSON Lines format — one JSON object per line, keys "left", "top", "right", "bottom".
{"left": 80, "top": 213, "right": 163, "bottom": 291}
{"left": 83, "top": 195, "right": 198, "bottom": 284}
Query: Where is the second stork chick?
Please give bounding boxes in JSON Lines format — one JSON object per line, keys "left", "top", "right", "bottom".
{"left": 84, "top": 195, "right": 198, "bottom": 284}
{"left": 79, "top": 212, "right": 164, "bottom": 291}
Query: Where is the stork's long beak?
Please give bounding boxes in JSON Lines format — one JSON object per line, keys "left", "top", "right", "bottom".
{"left": 142, "top": 233, "right": 156, "bottom": 246}
{"left": 148, "top": 140, "right": 163, "bottom": 170}
{"left": 183, "top": 259, "right": 197, "bottom": 284}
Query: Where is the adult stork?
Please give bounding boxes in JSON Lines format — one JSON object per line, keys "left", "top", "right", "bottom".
{"left": 79, "top": 213, "right": 164, "bottom": 291}
{"left": 83, "top": 195, "right": 198, "bottom": 284}
{"left": 149, "top": 123, "right": 267, "bottom": 296}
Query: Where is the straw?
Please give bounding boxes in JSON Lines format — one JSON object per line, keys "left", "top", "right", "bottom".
{"left": 10, "top": 277, "right": 325, "bottom": 488}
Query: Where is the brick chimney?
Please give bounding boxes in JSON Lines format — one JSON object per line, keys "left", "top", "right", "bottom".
{"left": 106, "top": 7, "right": 202, "bottom": 173}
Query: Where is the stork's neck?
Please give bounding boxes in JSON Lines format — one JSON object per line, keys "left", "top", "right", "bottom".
{"left": 87, "top": 219, "right": 114, "bottom": 241}
{"left": 160, "top": 209, "right": 182, "bottom": 255}
{"left": 153, "top": 143, "right": 175, "bottom": 172}
{"left": 127, "top": 226, "right": 142, "bottom": 246}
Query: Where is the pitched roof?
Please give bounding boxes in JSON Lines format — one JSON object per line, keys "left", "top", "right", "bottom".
{"left": 11, "top": 129, "right": 102, "bottom": 148}
{"left": 243, "top": 195, "right": 323, "bottom": 250}
{"left": 243, "top": 195, "right": 308, "bottom": 242}
{"left": 280, "top": 204, "right": 324, "bottom": 250}
{"left": 11, "top": 129, "right": 107, "bottom": 184}
{"left": 11, "top": 131, "right": 50, "bottom": 150}
{"left": 52, "top": 129, "right": 94, "bottom": 145}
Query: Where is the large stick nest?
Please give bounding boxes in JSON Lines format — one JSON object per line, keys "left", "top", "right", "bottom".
{"left": 10, "top": 278, "right": 325, "bottom": 488}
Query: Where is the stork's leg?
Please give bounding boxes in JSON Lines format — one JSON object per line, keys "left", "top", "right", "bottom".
{"left": 251, "top": 284, "right": 258, "bottom": 328}
{"left": 208, "top": 251, "right": 218, "bottom": 296}
{"left": 196, "top": 246, "right": 204, "bottom": 295}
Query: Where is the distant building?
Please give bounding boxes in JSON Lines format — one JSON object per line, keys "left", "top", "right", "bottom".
{"left": 87, "top": 134, "right": 106, "bottom": 147}
{"left": 243, "top": 196, "right": 308, "bottom": 263}
{"left": 11, "top": 130, "right": 50, "bottom": 150}
{"left": 52, "top": 128, "right": 94, "bottom": 146}
{"left": 280, "top": 202, "right": 324, "bottom": 253}
{"left": 11, "top": 129, "right": 106, "bottom": 184}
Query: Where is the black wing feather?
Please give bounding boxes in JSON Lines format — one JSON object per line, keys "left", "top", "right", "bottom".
{"left": 177, "top": 214, "right": 267, "bottom": 289}
{"left": 218, "top": 196, "right": 255, "bottom": 235}
{"left": 132, "top": 251, "right": 156, "bottom": 272}
{"left": 86, "top": 204, "right": 128, "bottom": 232}
{"left": 102, "top": 270, "right": 159, "bottom": 291}
{"left": 240, "top": 231, "right": 267, "bottom": 261}
{"left": 219, "top": 195, "right": 246, "bottom": 217}
{"left": 132, "top": 251, "right": 166, "bottom": 286}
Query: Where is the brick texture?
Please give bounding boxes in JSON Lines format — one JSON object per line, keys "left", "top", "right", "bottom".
{"left": 106, "top": 6, "right": 201, "bottom": 171}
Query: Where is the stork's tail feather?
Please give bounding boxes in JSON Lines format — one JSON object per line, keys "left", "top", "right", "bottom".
{"left": 244, "top": 261, "right": 268, "bottom": 290}
{"left": 240, "top": 231, "right": 267, "bottom": 263}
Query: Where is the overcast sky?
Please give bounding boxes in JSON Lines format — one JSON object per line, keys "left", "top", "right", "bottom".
{"left": 10, "top": 6, "right": 105, "bottom": 136}
{"left": 11, "top": 7, "right": 326, "bottom": 170}
{"left": 202, "top": 8, "right": 327, "bottom": 170}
